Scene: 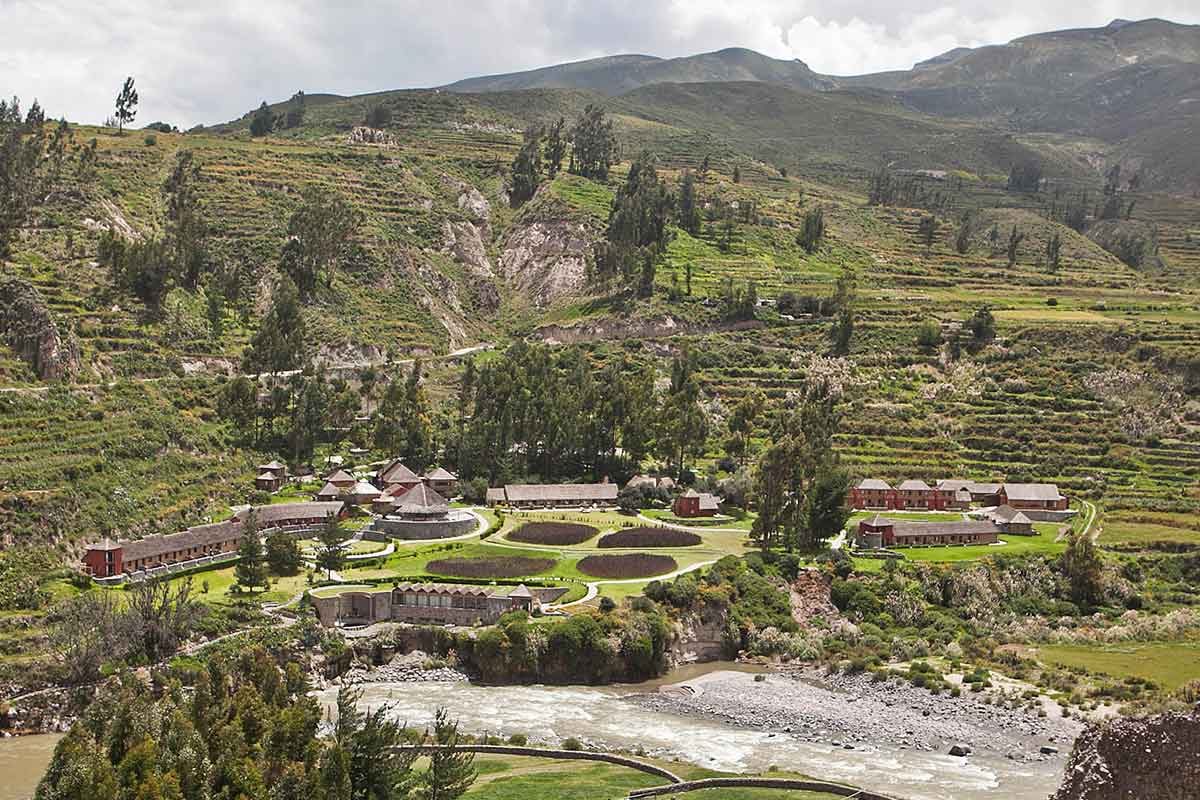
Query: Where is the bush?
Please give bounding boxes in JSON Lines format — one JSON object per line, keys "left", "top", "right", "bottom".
{"left": 561, "top": 737, "right": 582, "bottom": 751}
{"left": 507, "top": 733, "right": 528, "bottom": 746}
{"left": 577, "top": 554, "right": 677, "bottom": 579}
{"left": 143, "top": 134, "right": 157, "bottom": 146}
{"left": 598, "top": 527, "right": 701, "bottom": 548}
{"left": 426, "top": 556, "right": 555, "bottom": 579}
{"left": 508, "top": 522, "right": 598, "bottom": 546}
{"left": 599, "top": 596, "right": 616, "bottom": 612}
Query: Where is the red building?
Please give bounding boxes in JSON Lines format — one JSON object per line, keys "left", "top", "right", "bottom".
{"left": 850, "top": 479, "right": 894, "bottom": 510}
{"left": 855, "top": 516, "right": 1000, "bottom": 549}
{"left": 998, "top": 483, "right": 1068, "bottom": 511}
{"left": 672, "top": 489, "right": 719, "bottom": 518}
{"left": 895, "top": 479, "right": 933, "bottom": 509}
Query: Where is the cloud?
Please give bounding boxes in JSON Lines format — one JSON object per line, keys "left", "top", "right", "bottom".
{"left": 3, "top": 0, "right": 1198, "bottom": 127}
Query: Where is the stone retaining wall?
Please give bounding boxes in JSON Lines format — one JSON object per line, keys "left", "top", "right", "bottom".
{"left": 368, "top": 515, "right": 476, "bottom": 540}
{"left": 630, "top": 777, "right": 900, "bottom": 799}
{"left": 392, "top": 744, "right": 682, "bottom": 783}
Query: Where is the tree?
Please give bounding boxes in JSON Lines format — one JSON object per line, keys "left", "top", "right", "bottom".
{"left": 242, "top": 274, "right": 306, "bottom": 376}
{"left": 283, "top": 91, "right": 306, "bottom": 129}
{"left": 918, "top": 214, "right": 938, "bottom": 251}
{"left": 364, "top": 103, "right": 392, "bottom": 128}
{"left": 114, "top": 77, "right": 138, "bottom": 133}
{"left": 1007, "top": 160, "right": 1042, "bottom": 192}
{"left": 163, "top": 150, "right": 209, "bottom": 289}
{"left": 725, "top": 390, "right": 765, "bottom": 467}
{"left": 415, "top": 707, "right": 476, "bottom": 800}
{"left": 249, "top": 102, "right": 274, "bottom": 137}
{"left": 265, "top": 528, "right": 303, "bottom": 576}
{"left": 1006, "top": 225, "right": 1025, "bottom": 266}
{"left": 1046, "top": 231, "right": 1062, "bottom": 271}
{"left": 916, "top": 318, "right": 942, "bottom": 349}
{"left": 234, "top": 509, "right": 268, "bottom": 592}
{"left": 281, "top": 184, "right": 363, "bottom": 298}
{"left": 509, "top": 125, "right": 543, "bottom": 207}
{"left": 732, "top": 165, "right": 741, "bottom": 184}
{"left": 801, "top": 466, "right": 851, "bottom": 547}
{"left": 676, "top": 170, "right": 700, "bottom": 235}
{"left": 594, "top": 151, "right": 673, "bottom": 295}
{"left": 967, "top": 306, "right": 996, "bottom": 345}
{"left": 568, "top": 104, "right": 617, "bottom": 181}
{"left": 829, "top": 265, "right": 856, "bottom": 355}
{"left": 544, "top": 116, "right": 566, "bottom": 179}
{"left": 315, "top": 512, "right": 345, "bottom": 579}
{"left": 954, "top": 212, "right": 974, "bottom": 254}
{"left": 797, "top": 206, "right": 824, "bottom": 253}
{"left": 1061, "top": 530, "right": 1104, "bottom": 609}
{"left": 1, "top": 98, "right": 52, "bottom": 257}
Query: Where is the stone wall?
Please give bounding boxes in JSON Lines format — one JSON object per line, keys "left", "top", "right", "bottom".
{"left": 368, "top": 515, "right": 476, "bottom": 540}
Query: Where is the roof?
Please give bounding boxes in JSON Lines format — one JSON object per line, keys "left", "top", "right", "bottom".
{"left": 316, "top": 481, "right": 342, "bottom": 498}
{"left": 857, "top": 478, "right": 892, "bottom": 491}
{"left": 87, "top": 538, "right": 122, "bottom": 552}
{"left": 508, "top": 584, "right": 533, "bottom": 599}
{"left": 259, "top": 460, "right": 286, "bottom": 470}
{"left": 425, "top": 467, "right": 457, "bottom": 481}
{"left": 326, "top": 469, "right": 356, "bottom": 484}
{"left": 1003, "top": 483, "right": 1064, "bottom": 502}
{"left": 897, "top": 479, "right": 931, "bottom": 491}
{"left": 891, "top": 521, "right": 1000, "bottom": 538}
{"left": 120, "top": 520, "right": 241, "bottom": 562}
{"left": 349, "top": 481, "right": 382, "bottom": 497}
{"left": 625, "top": 474, "right": 657, "bottom": 489}
{"left": 937, "top": 479, "right": 972, "bottom": 492}
{"left": 1010, "top": 511, "right": 1032, "bottom": 525}
{"left": 257, "top": 472, "right": 278, "bottom": 481}
{"left": 680, "top": 488, "right": 700, "bottom": 498}
{"left": 968, "top": 482, "right": 1002, "bottom": 495}
{"left": 989, "top": 504, "right": 1020, "bottom": 521}
{"left": 698, "top": 493, "right": 720, "bottom": 511}
{"left": 379, "top": 459, "right": 420, "bottom": 485}
{"left": 393, "top": 483, "right": 450, "bottom": 516}
{"left": 503, "top": 483, "right": 619, "bottom": 503}
{"left": 240, "top": 502, "right": 344, "bottom": 526}
{"left": 861, "top": 514, "right": 895, "bottom": 528}
{"left": 485, "top": 487, "right": 506, "bottom": 502}
{"left": 382, "top": 482, "right": 413, "bottom": 499}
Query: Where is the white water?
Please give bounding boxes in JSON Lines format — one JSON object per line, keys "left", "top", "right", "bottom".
{"left": 316, "top": 672, "right": 1065, "bottom": 800}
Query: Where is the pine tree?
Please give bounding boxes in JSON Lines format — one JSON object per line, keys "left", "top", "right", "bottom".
{"left": 265, "top": 527, "right": 302, "bottom": 576}
{"left": 249, "top": 102, "right": 274, "bottom": 137}
{"left": 234, "top": 509, "right": 268, "bottom": 592}
{"left": 509, "top": 125, "right": 543, "bottom": 207}
{"left": 797, "top": 206, "right": 825, "bottom": 253}
{"left": 1046, "top": 231, "right": 1062, "bottom": 271}
{"left": 1006, "top": 225, "right": 1025, "bottom": 266}
{"left": 315, "top": 512, "right": 345, "bottom": 579}
{"left": 544, "top": 116, "right": 566, "bottom": 179}
{"left": 114, "top": 77, "right": 138, "bottom": 133}
{"left": 676, "top": 170, "right": 700, "bottom": 235}
{"left": 416, "top": 707, "right": 476, "bottom": 800}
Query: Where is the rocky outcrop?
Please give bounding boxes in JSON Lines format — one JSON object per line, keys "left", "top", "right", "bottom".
{"left": 442, "top": 221, "right": 500, "bottom": 312}
{"left": 348, "top": 126, "right": 395, "bottom": 146}
{"left": 499, "top": 220, "right": 593, "bottom": 307}
{"left": 0, "top": 276, "right": 80, "bottom": 381}
{"left": 789, "top": 569, "right": 839, "bottom": 625}
{"left": 671, "top": 601, "right": 729, "bottom": 664}
{"left": 1052, "top": 710, "right": 1200, "bottom": 799}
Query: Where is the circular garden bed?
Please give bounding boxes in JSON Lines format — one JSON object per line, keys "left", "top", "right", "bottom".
{"left": 576, "top": 553, "right": 678, "bottom": 579}
{"left": 426, "top": 556, "right": 555, "bottom": 579}
{"left": 508, "top": 521, "right": 598, "bottom": 546}
{"left": 598, "top": 527, "right": 701, "bottom": 548}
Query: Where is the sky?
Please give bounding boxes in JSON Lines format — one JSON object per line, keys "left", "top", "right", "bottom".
{"left": 3, "top": 0, "right": 1199, "bottom": 128}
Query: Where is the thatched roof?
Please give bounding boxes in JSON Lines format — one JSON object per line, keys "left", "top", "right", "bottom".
{"left": 503, "top": 483, "right": 618, "bottom": 503}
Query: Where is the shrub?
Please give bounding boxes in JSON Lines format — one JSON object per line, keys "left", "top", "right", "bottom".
{"left": 598, "top": 527, "right": 701, "bottom": 548}
{"left": 426, "top": 556, "right": 555, "bottom": 579}
{"left": 508, "top": 522, "right": 598, "bottom": 546}
{"left": 577, "top": 554, "right": 677, "bottom": 579}
{"left": 507, "top": 733, "right": 528, "bottom": 746}
{"left": 561, "top": 737, "right": 582, "bottom": 751}
{"left": 598, "top": 596, "right": 616, "bottom": 612}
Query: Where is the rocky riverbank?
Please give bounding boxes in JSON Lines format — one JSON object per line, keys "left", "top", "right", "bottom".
{"left": 628, "top": 669, "right": 1082, "bottom": 764}
{"left": 338, "top": 650, "right": 471, "bottom": 686}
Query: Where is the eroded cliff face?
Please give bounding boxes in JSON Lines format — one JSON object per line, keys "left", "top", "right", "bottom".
{"left": 442, "top": 220, "right": 500, "bottom": 312}
{"left": 0, "top": 276, "right": 80, "bottom": 381}
{"left": 671, "top": 601, "right": 730, "bottom": 665}
{"left": 1052, "top": 709, "right": 1200, "bottom": 800}
{"left": 499, "top": 219, "right": 593, "bottom": 307}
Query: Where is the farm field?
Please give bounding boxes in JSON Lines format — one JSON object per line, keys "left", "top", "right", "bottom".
{"left": 1034, "top": 642, "right": 1200, "bottom": 692}
{"left": 1099, "top": 511, "right": 1200, "bottom": 548}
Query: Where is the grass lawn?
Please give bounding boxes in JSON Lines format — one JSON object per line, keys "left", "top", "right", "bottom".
{"left": 641, "top": 508, "right": 758, "bottom": 531}
{"left": 463, "top": 755, "right": 845, "bottom": 800}
{"left": 1100, "top": 511, "right": 1200, "bottom": 547}
{"left": 156, "top": 565, "right": 312, "bottom": 606}
{"left": 1034, "top": 641, "right": 1200, "bottom": 691}
{"left": 896, "top": 523, "right": 1068, "bottom": 563}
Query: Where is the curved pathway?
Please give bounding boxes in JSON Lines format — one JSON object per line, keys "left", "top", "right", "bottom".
{"left": 548, "top": 558, "right": 718, "bottom": 610}
{"left": 635, "top": 512, "right": 746, "bottom": 534}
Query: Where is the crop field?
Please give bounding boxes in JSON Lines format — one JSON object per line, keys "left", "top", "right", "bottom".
{"left": 577, "top": 553, "right": 678, "bottom": 579}
{"left": 426, "top": 555, "right": 557, "bottom": 579}
{"left": 1100, "top": 511, "right": 1200, "bottom": 548}
{"left": 598, "top": 527, "right": 702, "bottom": 548}
{"left": 507, "top": 521, "right": 598, "bottom": 546}
{"left": 1034, "top": 641, "right": 1200, "bottom": 692}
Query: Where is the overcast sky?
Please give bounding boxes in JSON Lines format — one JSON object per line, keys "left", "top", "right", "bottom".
{"left": 4, "top": 1, "right": 1198, "bottom": 128}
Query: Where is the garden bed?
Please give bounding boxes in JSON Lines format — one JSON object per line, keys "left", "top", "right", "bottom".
{"left": 598, "top": 527, "right": 702, "bottom": 548}
{"left": 577, "top": 553, "right": 678, "bottom": 578}
{"left": 508, "top": 521, "right": 598, "bottom": 546}
{"left": 426, "top": 555, "right": 556, "bottom": 579}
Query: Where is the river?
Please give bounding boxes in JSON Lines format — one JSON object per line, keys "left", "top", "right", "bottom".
{"left": 317, "top": 665, "right": 1069, "bottom": 800}
{"left": 0, "top": 734, "right": 61, "bottom": 800}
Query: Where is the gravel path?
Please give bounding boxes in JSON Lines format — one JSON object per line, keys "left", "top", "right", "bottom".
{"left": 628, "top": 669, "right": 1082, "bottom": 761}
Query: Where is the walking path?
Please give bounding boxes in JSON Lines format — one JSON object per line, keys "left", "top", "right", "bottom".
{"left": 635, "top": 512, "right": 746, "bottom": 533}
{"left": 548, "top": 559, "right": 717, "bottom": 610}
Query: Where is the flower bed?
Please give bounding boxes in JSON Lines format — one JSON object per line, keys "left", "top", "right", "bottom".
{"left": 576, "top": 553, "right": 678, "bottom": 579}
{"left": 508, "top": 521, "right": 598, "bottom": 546}
{"left": 426, "top": 556, "right": 556, "bottom": 579}
{"left": 598, "top": 527, "right": 701, "bottom": 548}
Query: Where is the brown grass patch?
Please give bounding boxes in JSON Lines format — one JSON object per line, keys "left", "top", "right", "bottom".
{"left": 426, "top": 556, "right": 555, "bottom": 579}
{"left": 508, "top": 521, "right": 598, "bottom": 546}
{"left": 576, "top": 553, "right": 678, "bottom": 579}
{"left": 598, "top": 527, "right": 701, "bottom": 548}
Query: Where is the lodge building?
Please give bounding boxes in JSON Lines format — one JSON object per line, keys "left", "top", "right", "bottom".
{"left": 82, "top": 501, "right": 346, "bottom": 580}
{"left": 311, "top": 582, "right": 548, "bottom": 627}
{"left": 673, "top": 489, "right": 720, "bottom": 518}
{"left": 486, "top": 482, "right": 619, "bottom": 509}
{"left": 850, "top": 479, "right": 1068, "bottom": 512}
{"left": 855, "top": 516, "right": 1001, "bottom": 549}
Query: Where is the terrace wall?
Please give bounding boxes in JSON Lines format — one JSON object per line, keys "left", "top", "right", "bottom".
{"left": 368, "top": 513, "right": 476, "bottom": 540}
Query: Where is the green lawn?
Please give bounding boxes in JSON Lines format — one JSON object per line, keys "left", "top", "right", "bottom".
{"left": 1100, "top": 511, "right": 1200, "bottom": 547}
{"left": 893, "top": 523, "right": 1068, "bottom": 563}
{"left": 463, "top": 756, "right": 844, "bottom": 800}
{"left": 156, "top": 565, "right": 312, "bottom": 606}
{"left": 1035, "top": 641, "right": 1200, "bottom": 691}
